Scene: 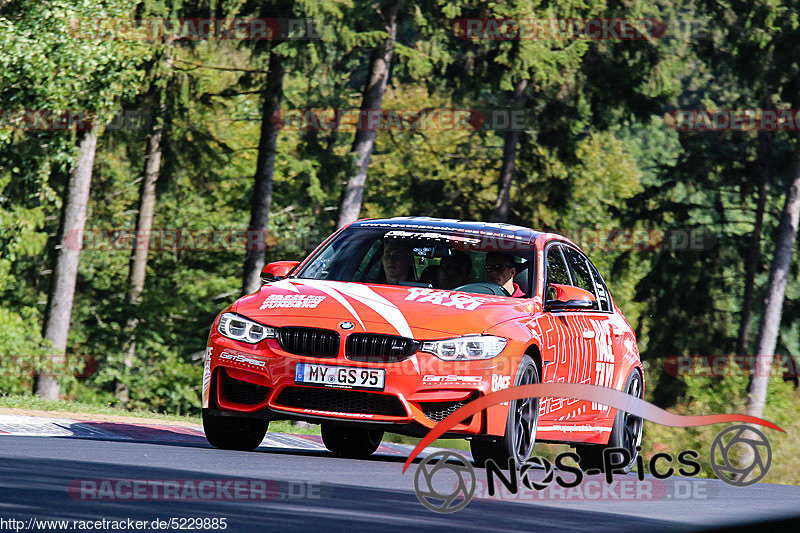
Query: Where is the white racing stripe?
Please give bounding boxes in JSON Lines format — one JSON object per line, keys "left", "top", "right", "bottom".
{"left": 290, "top": 279, "right": 366, "bottom": 330}
{"left": 267, "top": 279, "right": 300, "bottom": 293}
{"left": 284, "top": 280, "right": 414, "bottom": 339}
{"left": 332, "top": 282, "right": 414, "bottom": 339}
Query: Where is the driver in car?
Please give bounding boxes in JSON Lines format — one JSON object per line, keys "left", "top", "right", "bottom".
{"left": 484, "top": 252, "right": 524, "bottom": 297}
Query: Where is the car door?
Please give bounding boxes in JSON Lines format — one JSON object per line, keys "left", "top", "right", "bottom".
{"left": 537, "top": 243, "right": 595, "bottom": 422}
{"left": 561, "top": 246, "right": 616, "bottom": 415}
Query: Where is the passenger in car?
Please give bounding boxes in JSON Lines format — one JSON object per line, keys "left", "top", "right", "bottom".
{"left": 484, "top": 252, "right": 524, "bottom": 297}
{"left": 437, "top": 251, "right": 472, "bottom": 289}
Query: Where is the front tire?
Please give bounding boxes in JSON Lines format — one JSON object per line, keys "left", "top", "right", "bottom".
{"left": 471, "top": 357, "right": 539, "bottom": 468}
{"left": 321, "top": 423, "right": 383, "bottom": 458}
{"left": 575, "top": 369, "right": 643, "bottom": 473}
{"left": 203, "top": 410, "right": 268, "bottom": 451}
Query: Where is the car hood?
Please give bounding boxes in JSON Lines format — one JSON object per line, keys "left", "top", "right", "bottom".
{"left": 232, "top": 278, "right": 535, "bottom": 339}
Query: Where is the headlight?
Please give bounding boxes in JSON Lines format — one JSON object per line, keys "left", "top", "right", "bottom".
{"left": 217, "top": 313, "right": 276, "bottom": 344}
{"left": 420, "top": 335, "right": 507, "bottom": 361}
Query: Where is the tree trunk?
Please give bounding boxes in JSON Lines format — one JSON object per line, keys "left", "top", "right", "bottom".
{"left": 37, "top": 129, "right": 98, "bottom": 399}
{"left": 241, "top": 50, "right": 286, "bottom": 295}
{"left": 116, "top": 96, "right": 167, "bottom": 402}
{"left": 737, "top": 135, "right": 770, "bottom": 355}
{"left": 490, "top": 78, "right": 529, "bottom": 223}
{"left": 116, "top": 44, "right": 174, "bottom": 403}
{"left": 336, "top": 0, "right": 403, "bottom": 229}
{"left": 746, "top": 153, "right": 800, "bottom": 418}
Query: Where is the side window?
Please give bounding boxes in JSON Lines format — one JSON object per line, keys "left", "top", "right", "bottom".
{"left": 587, "top": 261, "right": 612, "bottom": 312}
{"left": 546, "top": 245, "right": 570, "bottom": 286}
{"left": 563, "top": 247, "right": 596, "bottom": 295}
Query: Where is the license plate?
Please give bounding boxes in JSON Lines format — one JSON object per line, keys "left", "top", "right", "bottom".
{"left": 295, "top": 363, "right": 385, "bottom": 391}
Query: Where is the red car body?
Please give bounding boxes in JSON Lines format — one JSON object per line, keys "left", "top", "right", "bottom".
{"left": 202, "top": 217, "right": 643, "bottom": 460}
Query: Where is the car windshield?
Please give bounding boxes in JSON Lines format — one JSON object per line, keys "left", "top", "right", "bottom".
{"left": 294, "top": 226, "right": 532, "bottom": 296}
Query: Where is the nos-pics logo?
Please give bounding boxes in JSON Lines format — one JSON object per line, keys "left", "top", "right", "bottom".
{"left": 412, "top": 424, "right": 773, "bottom": 513}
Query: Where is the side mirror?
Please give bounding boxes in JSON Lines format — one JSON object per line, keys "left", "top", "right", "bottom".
{"left": 545, "top": 283, "right": 597, "bottom": 311}
{"left": 261, "top": 261, "right": 300, "bottom": 283}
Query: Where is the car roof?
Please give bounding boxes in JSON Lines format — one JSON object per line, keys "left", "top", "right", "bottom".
{"left": 351, "top": 216, "right": 543, "bottom": 243}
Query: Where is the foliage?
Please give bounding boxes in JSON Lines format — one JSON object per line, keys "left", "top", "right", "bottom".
{"left": 643, "top": 359, "right": 800, "bottom": 485}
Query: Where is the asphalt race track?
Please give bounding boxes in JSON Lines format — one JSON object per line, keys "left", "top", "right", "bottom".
{"left": 0, "top": 416, "right": 798, "bottom": 532}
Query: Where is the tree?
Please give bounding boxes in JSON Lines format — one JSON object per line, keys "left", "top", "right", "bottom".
{"left": 241, "top": 48, "right": 287, "bottom": 294}
{"left": 689, "top": 0, "right": 800, "bottom": 417}
{"left": 336, "top": 0, "right": 405, "bottom": 229}
{"left": 0, "top": 0, "right": 149, "bottom": 399}
{"left": 118, "top": 42, "right": 175, "bottom": 402}
{"left": 442, "top": 0, "right": 616, "bottom": 223}
{"left": 39, "top": 129, "right": 99, "bottom": 398}
{"left": 746, "top": 160, "right": 800, "bottom": 417}
{"left": 235, "top": 0, "right": 294, "bottom": 295}
{"left": 737, "top": 134, "right": 771, "bottom": 355}
{"left": 490, "top": 78, "right": 527, "bottom": 222}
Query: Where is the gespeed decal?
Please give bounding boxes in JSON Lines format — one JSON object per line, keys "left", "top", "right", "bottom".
{"left": 422, "top": 375, "right": 483, "bottom": 385}
{"left": 259, "top": 294, "right": 326, "bottom": 310}
{"left": 219, "top": 350, "right": 266, "bottom": 369}
{"left": 405, "top": 288, "right": 490, "bottom": 310}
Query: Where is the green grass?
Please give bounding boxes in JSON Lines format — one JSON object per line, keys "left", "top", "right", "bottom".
{"left": 0, "top": 394, "right": 202, "bottom": 424}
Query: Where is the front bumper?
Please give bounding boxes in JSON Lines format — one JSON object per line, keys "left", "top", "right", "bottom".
{"left": 203, "top": 328, "right": 513, "bottom": 436}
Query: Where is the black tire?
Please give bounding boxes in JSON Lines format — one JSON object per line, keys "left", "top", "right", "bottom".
{"left": 575, "top": 369, "right": 643, "bottom": 473}
{"left": 202, "top": 410, "right": 269, "bottom": 451}
{"left": 321, "top": 423, "right": 383, "bottom": 458}
{"left": 471, "top": 357, "right": 539, "bottom": 468}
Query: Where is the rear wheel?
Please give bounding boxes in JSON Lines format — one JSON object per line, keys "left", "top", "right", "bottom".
{"left": 321, "top": 423, "right": 383, "bottom": 458}
{"left": 202, "top": 410, "right": 269, "bottom": 451}
{"left": 471, "top": 357, "right": 539, "bottom": 468}
{"left": 575, "top": 369, "right": 643, "bottom": 473}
